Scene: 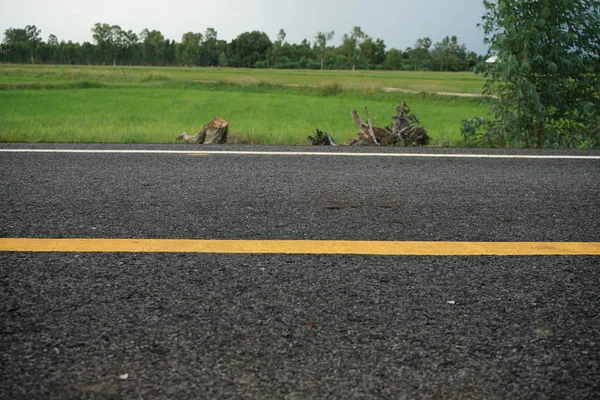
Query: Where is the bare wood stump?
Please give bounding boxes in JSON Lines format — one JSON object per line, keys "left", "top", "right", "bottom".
{"left": 177, "top": 116, "right": 229, "bottom": 144}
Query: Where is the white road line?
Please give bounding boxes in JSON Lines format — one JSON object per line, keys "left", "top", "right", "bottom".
{"left": 1, "top": 148, "right": 599, "bottom": 159}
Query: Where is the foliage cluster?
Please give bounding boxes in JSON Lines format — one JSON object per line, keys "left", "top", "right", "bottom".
{"left": 463, "top": 0, "right": 600, "bottom": 148}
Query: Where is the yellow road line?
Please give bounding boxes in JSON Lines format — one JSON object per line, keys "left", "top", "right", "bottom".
{"left": 1, "top": 239, "right": 599, "bottom": 255}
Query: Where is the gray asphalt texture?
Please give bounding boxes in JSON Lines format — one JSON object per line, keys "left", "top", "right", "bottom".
{"left": 1, "top": 144, "right": 599, "bottom": 399}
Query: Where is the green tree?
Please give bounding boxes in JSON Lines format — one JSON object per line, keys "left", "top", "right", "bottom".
{"left": 183, "top": 41, "right": 200, "bottom": 66}
{"left": 200, "top": 28, "right": 222, "bottom": 66}
{"left": 430, "top": 35, "right": 466, "bottom": 71}
{"left": 384, "top": 48, "right": 404, "bottom": 70}
{"left": 340, "top": 26, "right": 368, "bottom": 70}
{"left": 80, "top": 42, "right": 94, "bottom": 64}
{"left": 268, "top": 28, "right": 286, "bottom": 67}
{"left": 140, "top": 29, "right": 166, "bottom": 65}
{"left": 47, "top": 34, "right": 58, "bottom": 47}
{"left": 235, "top": 31, "right": 272, "bottom": 67}
{"left": 314, "top": 31, "right": 334, "bottom": 70}
{"left": 462, "top": 50, "right": 481, "bottom": 70}
{"left": 163, "top": 39, "right": 177, "bottom": 65}
{"left": 405, "top": 37, "right": 432, "bottom": 70}
{"left": 181, "top": 32, "right": 202, "bottom": 66}
{"left": 3, "top": 25, "right": 41, "bottom": 63}
{"left": 24, "top": 25, "right": 41, "bottom": 63}
{"left": 34, "top": 43, "right": 51, "bottom": 64}
{"left": 292, "top": 39, "right": 315, "bottom": 67}
{"left": 3, "top": 27, "right": 29, "bottom": 44}
{"left": 226, "top": 39, "right": 240, "bottom": 67}
{"left": 63, "top": 41, "right": 81, "bottom": 65}
{"left": 121, "top": 30, "right": 139, "bottom": 65}
{"left": 110, "top": 25, "right": 124, "bottom": 66}
{"left": 369, "top": 38, "right": 387, "bottom": 66}
{"left": 473, "top": 0, "right": 600, "bottom": 148}
{"left": 218, "top": 51, "right": 229, "bottom": 67}
{"left": 91, "top": 23, "right": 114, "bottom": 64}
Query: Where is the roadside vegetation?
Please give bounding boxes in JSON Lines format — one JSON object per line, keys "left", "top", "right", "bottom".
{"left": 0, "top": 65, "right": 488, "bottom": 145}
{"left": 462, "top": 0, "right": 599, "bottom": 149}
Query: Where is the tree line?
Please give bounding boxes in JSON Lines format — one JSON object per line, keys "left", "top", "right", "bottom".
{"left": 0, "top": 23, "right": 482, "bottom": 71}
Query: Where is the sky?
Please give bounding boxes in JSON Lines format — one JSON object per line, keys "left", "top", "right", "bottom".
{"left": 0, "top": 0, "right": 488, "bottom": 54}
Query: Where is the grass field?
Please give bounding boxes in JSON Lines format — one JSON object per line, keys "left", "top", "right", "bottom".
{"left": 0, "top": 64, "right": 492, "bottom": 145}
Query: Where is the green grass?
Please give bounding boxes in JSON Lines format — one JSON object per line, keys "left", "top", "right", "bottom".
{"left": 0, "top": 64, "right": 486, "bottom": 93}
{"left": 0, "top": 64, "right": 491, "bottom": 145}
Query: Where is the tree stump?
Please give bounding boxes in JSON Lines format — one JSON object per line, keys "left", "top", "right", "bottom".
{"left": 177, "top": 116, "right": 229, "bottom": 144}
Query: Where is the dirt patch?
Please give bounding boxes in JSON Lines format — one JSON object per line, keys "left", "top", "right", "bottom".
{"left": 381, "top": 87, "right": 493, "bottom": 98}
{"left": 190, "top": 79, "right": 492, "bottom": 97}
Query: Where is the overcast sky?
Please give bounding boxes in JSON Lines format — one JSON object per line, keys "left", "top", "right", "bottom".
{"left": 0, "top": 0, "right": 488, "bottom": 54}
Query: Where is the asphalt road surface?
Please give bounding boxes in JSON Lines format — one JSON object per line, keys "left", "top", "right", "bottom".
{"left": 1, "top": 144, "right": 599, "bottom": 399}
